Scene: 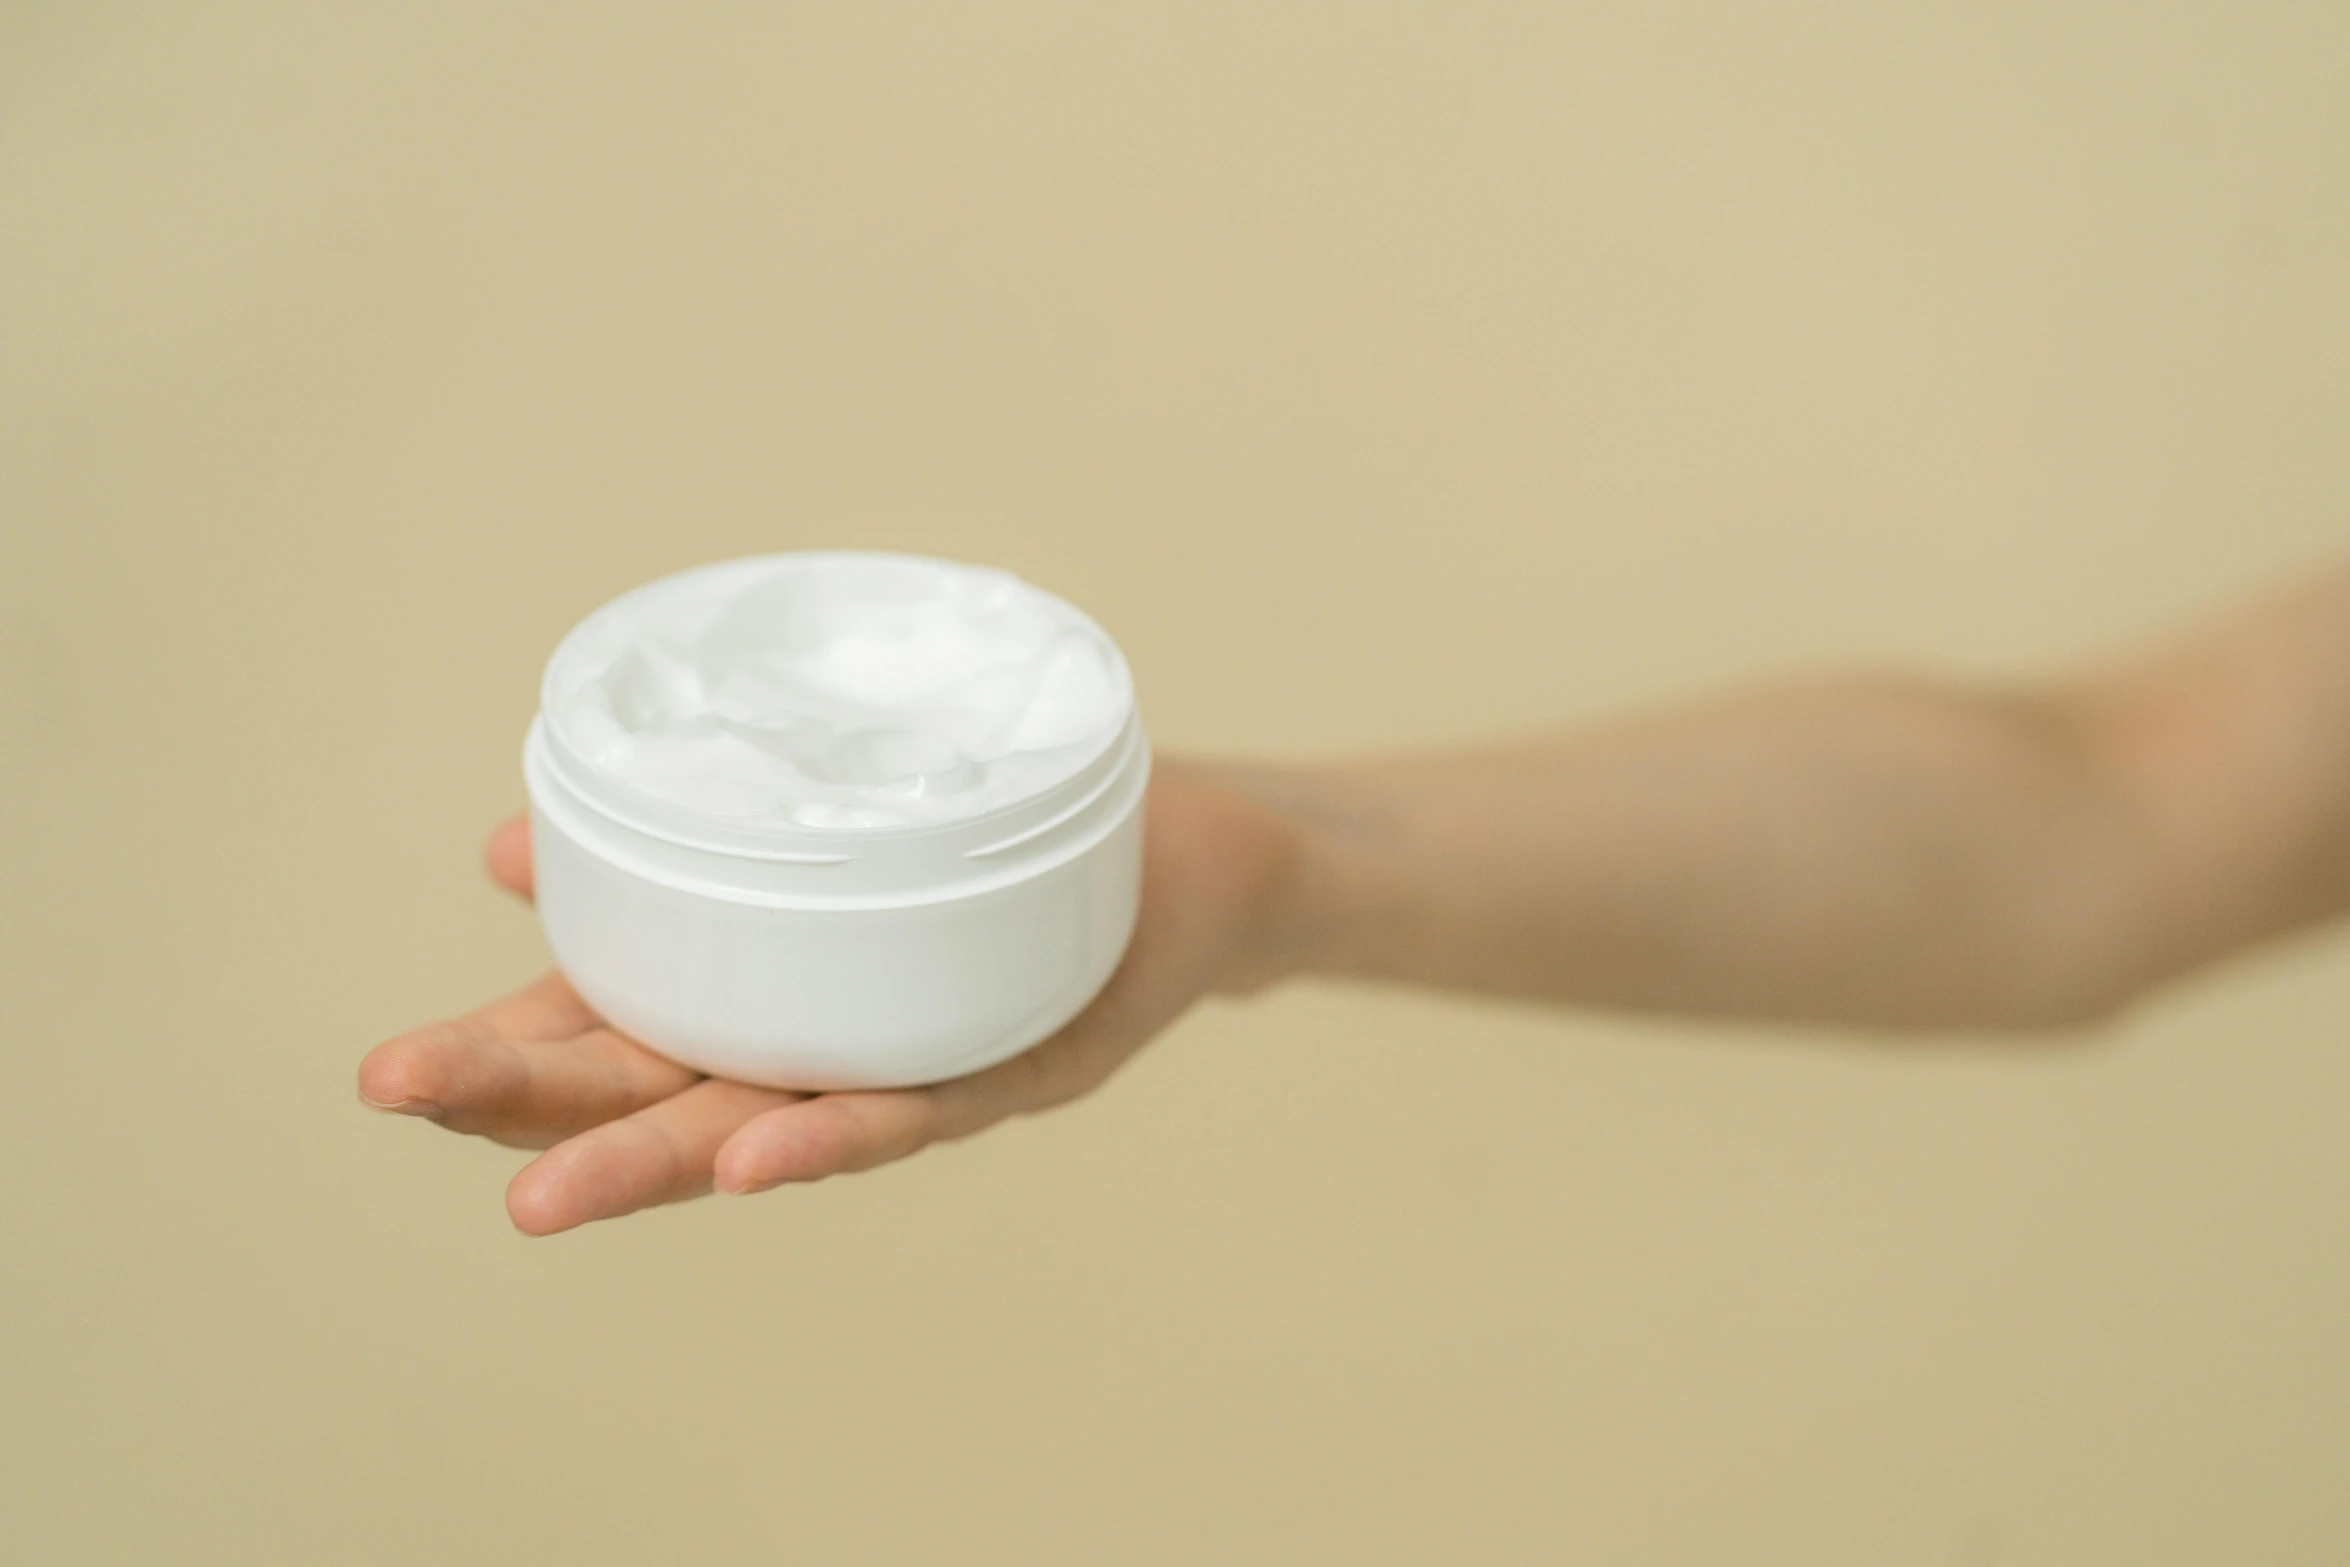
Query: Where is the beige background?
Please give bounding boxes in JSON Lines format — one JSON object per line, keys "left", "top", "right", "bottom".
{"left": 4, "top": 4, "right": 2346, "bottom": 1562}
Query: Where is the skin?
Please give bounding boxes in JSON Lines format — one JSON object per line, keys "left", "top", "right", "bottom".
{"left": 361, "top": 566, "right": 2350, "bottom": 1235}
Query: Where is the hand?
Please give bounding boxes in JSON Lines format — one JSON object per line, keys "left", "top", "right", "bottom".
{"left": 358, "top": 760, "right": 1304, "bottom": 1235}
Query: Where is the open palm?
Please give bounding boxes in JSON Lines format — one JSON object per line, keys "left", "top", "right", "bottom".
{"left": 359, "top": 760, "right": 1297, "bottom": 1234}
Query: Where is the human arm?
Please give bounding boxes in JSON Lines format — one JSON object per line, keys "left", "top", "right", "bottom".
{"left": 360, "top": 564, "right": 2350, "bottom": 1231}
{"left": 1250, "top": 564, "right": 2350, "bottom": 1028}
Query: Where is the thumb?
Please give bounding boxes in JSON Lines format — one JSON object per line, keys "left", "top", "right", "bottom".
{"left": 485, "top": 815, "right": 535, "bottom": 901}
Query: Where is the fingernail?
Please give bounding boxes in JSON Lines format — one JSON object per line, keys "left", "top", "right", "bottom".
{"left": 726, "top": 1174, "right": 785, "bottom": 1196}
{"left": 359, "top": 1091, "right": 445, "bottom": 1121}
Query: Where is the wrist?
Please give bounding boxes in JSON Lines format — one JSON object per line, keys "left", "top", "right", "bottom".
{"left": 1189, "top": 758, "right": 1389, "bottom": 991}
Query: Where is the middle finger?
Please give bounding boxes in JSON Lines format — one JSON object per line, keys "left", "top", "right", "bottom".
{"left": 363, "top": 1017, "right": 701, "bottom": 1150}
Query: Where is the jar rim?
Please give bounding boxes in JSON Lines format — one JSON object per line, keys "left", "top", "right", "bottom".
{"left": 526, "top": 714, "right": 1151, "bottom": 908}
{"left": 537, "top": 550, "right": 1137, "bottom": 852}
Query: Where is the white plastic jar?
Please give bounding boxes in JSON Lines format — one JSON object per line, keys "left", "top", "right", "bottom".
{"left": 523, "top": 551, "right": 1149, "bottom": 1091}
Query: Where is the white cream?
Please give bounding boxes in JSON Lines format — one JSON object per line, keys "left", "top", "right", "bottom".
{"left": 548, "top": 554, "right": 1129, "bottom": 830}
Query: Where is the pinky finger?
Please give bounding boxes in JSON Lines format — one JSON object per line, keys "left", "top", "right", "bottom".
{"left": 713, "top": 966, "right": 1167, "bottom": 1193}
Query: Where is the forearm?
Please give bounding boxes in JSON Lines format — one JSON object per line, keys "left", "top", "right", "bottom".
{"left": 1215, "top": 568, "right": 2350, "bottom": 1031}
{"left": 1225, "top": 679, "right": 2161, "bottom": 1028}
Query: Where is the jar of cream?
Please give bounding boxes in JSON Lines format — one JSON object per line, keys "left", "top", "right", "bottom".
{"left": 523, "top": 551, "right": 1149, "bottom": 1090}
